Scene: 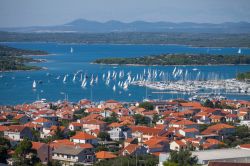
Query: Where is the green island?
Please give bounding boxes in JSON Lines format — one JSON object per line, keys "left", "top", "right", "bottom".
{"left": 94, "top": 54, "right": 250, "bottom": 66}
{"left": 237, "top": 71, "right": 250, "bottom": 81}
{"left": 1, "top": 32, "right": 250, "bottom": 47}
{"left": 0, "top": 45, "right": 48, "bottom": 71}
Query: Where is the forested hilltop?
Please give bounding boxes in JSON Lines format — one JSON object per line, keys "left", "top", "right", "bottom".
{"left": 1, "top": 32, "right": 250, "bottom": 47}
{"left": 94, "top": 54, "right": 250, "bottom": 66}
{"left": 0, "top": 45, "right": 48, "bottom": 71}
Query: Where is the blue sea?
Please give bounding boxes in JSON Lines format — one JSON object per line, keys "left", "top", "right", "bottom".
{"left": 0, "top": 42, "right": 250, "bottom": 105}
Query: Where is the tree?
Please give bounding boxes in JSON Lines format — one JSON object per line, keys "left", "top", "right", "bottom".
{"left": 94, "top": 154, "right": 158, "bottom": 166}
{"left": 214, "top": 101, "right": 222, "bottom": 109}
{"left": 54, "top": 126, "right": 65, "bottom": 140}
{"left": 168, "top": 149, "right": 198, "bottom": 166}
{"left": 14, "top": 139, "right": 41, "bottom": 165}
{"left": 73, "top": 109, "right": 89, "bottom": 120}
{"left": 67, "top": 131, "right": 76, "bottom": 138}
{"left": 104, "top": 112, "right": 119, "bottom": 124}
{"left": 163, "top": 161, "right": 178, "bottom": 166}
{"left": 98, "top": 132, "right": 110, "bottom": 141}
{"left": 48, "top": 160, "right": 62, "bottom": 166}
{"left": 15, "top": 139, "right": 32, "bottom": 157}
{"left": 0, "top": 146, "right": 8, "bottom": 163}
{"left": 203, "top": 99, "right": 214, "bottom": 108}
{"left": 133, "top": 114, "right": 149, "bottom": 125}
{"left": 139, "top": 102, "right": 154, "bottom": 110}
{"left": 152, "top": 114, "right": 159, "bottom": 124}
{"left": 0, "top": 136, "right": 11, "bottom": 163}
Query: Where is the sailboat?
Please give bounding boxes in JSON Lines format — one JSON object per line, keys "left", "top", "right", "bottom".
{"left": 238, "top": 48, "right": 241, "bottom": 54}
{"left": 32, "top": 80, "right": 37, "bottom": 89}
{"left": 95, "top": 76, "right": 98, "bottom": 83}
{"left": 90, "top": 75, "right": 94, "bottom": 86}
{"left": 70, "top": 47, "right": 74, "bottom": 53}
{"left": 73, "top": 74, "right": 76, "bottom": 82}
{"left": 113, "top": 85, "right": 116, "bottom": 92}
{"left": 81, "top": 78, "right": 87, "bottom": 88}
{"left": 63, "top": 75, "right": 67, "bottom": 83}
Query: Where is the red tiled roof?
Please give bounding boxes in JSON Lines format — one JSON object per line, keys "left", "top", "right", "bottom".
{"left": 32, "top": 141, "right": 45, "bottom": 150}
{"left": 173, "top": 140, "right": 186, "bottom": 146}
{"left": 6, "top": 125, "right": 27, "bottom": 132}
{"left": 106, "top": 100, "right": 119, "bottom": 103}
{"left": 0, "top": 125, "right": 8, "bottom": 132}
{"left": 14, "top": 114, "right": 26, "bottom": 120}
{"left": 96, "top": 151, "right": 117, "bottom": 159}
{"left": 180, "top": 102, "right": 202, "bottom": 108}
{"left": 122, "top": 144, "right": 139, "bottom": 154}
{"left": 239, "top": 144, "right": 250, "bottom": 149}
{"left": 181, "top": 128, "right": 199, "bottom": 133}
{"left": 51, "top": 139, "right": 93, "bottom": 149}
{"left": 172, "top": 119, "right": 197, "bottom": 125}
{"left": 130, "top": 126, "right": 163, "bottom": 136}
{"left": 33, "top": 117, "right": 50, "bottom": 123}
{"left": 201, "top": 123, "right": 235, "bottom": 135}
{"left": 109, "top": 122, "right": 122, "bottom": 128}
{"left": 70, "top": 122, "right": 82, "bottom": 127}
{"left": 71, "top": 132, "right": 96, "bottom": 140}
{"left": 83, "top": 119, "right": 106, "bottom": 125}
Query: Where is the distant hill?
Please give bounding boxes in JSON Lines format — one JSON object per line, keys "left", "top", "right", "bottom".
{"left": 1, "top": 19, "right": 250, "bottom": 33}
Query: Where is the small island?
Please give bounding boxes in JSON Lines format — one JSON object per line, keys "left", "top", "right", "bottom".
{"left": 0, "top": 45, "right": 48, "bottom": 71}
{"left": 93, "top": 54, "right": 250, "bottom": 66}
{"left": 237, "top": 71, "right": 250, "bottom": 81}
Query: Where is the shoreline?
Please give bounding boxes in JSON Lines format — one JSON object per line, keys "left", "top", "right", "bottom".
{"left": 91, "top": 62, "right": 250, "bottom": 67}
{"left": 0, "top": 67, "right": 48, "bottom": 73}
{"left": 1, "top": 41, "right": 250, "bottom": 49}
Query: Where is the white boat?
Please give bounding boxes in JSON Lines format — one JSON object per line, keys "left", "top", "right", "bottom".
{"left": 238, "top": 48, "right": 241, "bottom": 54}
{"left": 73, "top": 74, "right": 76, "bottom": 82}
{"left": 81, "top": 78, "right": 87, "bottom": 88}
{"left": 70, "top": 47, "right": 74, "bottom": 53}
{"left": 113, "top": 85, "right": 116, "bottom": 92}
{"left": 90, "top": 75, "right": 94, "bottom": 86}
{"left": 95, "top": 76, "right": 98, "bottom": 83}
{"left": 123, "top": 82, "right": 128, "bottom": 90}
{"left": 32, "top": 80, "right": 37, "bottom": 89}
{"left": 63, "top": 75, "right": 67, "bottom": 83}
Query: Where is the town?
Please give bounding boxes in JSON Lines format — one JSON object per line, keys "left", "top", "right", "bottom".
{"left": 0, "top": 97, "right": 249, "bottom": 166}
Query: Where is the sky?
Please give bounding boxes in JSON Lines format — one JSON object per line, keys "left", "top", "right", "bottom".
{"left": 0, "top": 0, "right": 250, "bottom": 27}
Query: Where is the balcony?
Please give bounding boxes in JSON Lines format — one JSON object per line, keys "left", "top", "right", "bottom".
{"left": 52, "top": 155, "right": 78, "bottom": 162}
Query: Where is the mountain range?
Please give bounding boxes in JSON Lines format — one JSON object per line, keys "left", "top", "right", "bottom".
{"left": 1, "top": 19, "right": 250, "bottom": 33}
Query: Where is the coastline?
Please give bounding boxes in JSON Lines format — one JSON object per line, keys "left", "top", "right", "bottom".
{"left": 91, "top": 62, "right": 250, "bottom": 67}
{"left": 0, "top": 67, "right": 47, "bottom": 73}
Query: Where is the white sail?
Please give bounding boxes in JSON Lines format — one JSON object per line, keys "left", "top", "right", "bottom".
{"left": 70, "top": 47, "right": 74, "bottom": 53}
{"left": 95, "top": 76, "right": 98, "bottom": 83}
{"left": 238, "top": 48, "right": 241, "bottom": 54}
{"left": 123, "top": 81, "right": 128, "bottom": 90}
{"left": 73, "top": 74, "right": 76, "bottom": 82}
{"left": 172, "top": 67, "right": 177, "bottom": 75}
{"left": 32, "top": 80, "right": 36, "bottom": 89}
{"left": 90, "top": 75, "right": 94, "bottom": 86}
{"left": 63, "top": 75, "right": 67, "bottom": 83}
{"left": 113, "top": 85, "right": 116, "bottom": 92}
{"left": 105, "top": 79, "right": 110, "bottom": 86}
{"left": 81, "top": 79, "right": 87, "bottom": 88}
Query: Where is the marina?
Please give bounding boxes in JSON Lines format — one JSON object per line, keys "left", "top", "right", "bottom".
{"left": 0, "top": 42, "right": 249, "bottom": 105}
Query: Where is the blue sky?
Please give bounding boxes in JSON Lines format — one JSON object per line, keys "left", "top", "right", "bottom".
{"left": 0, "top": 0, "right": 250, "bottom": 27}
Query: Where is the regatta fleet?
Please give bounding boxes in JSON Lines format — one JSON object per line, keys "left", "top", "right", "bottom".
{"left": 30, "top": 66, "right": 250, "bottom": 100}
